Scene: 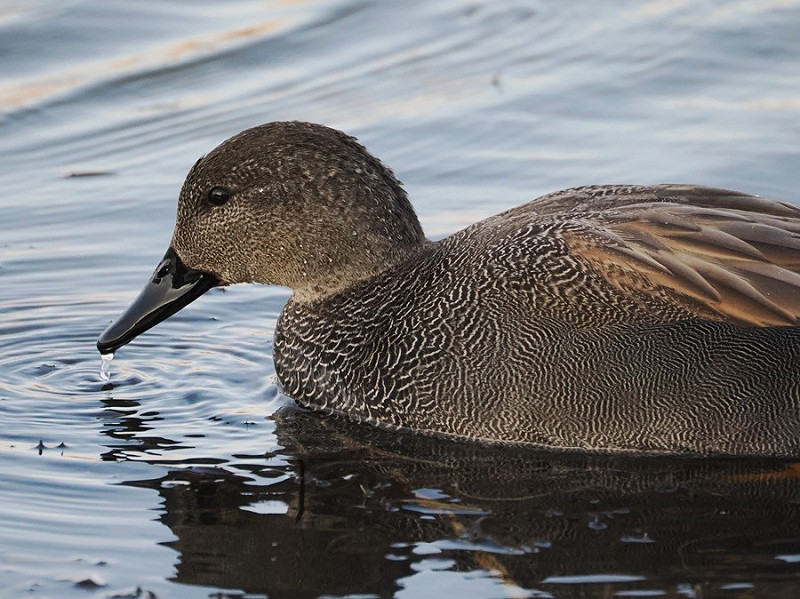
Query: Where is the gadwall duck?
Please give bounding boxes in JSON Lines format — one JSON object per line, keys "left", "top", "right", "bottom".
{"left": 98, "top": 121, "right": 800, "bottom": 457}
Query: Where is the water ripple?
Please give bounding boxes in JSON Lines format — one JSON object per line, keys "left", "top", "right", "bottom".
{"left": 0, "top": 284, "right": 289, "bottom": 464}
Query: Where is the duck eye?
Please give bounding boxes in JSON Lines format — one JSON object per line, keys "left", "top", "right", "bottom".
{"left": 207, "top": 186, "right": 232, "bottom": 206}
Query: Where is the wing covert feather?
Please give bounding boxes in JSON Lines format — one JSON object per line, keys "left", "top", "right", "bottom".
{"left": 529, "top": 185, "right": 800, "bottom": 326}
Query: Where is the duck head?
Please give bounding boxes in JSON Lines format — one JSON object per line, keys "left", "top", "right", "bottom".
{"left": 97, "top": 121, "right": 425, "bottom": 354}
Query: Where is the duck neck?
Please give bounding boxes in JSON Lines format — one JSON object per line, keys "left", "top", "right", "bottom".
{"left": 289, "top": 237, "right": 433, "bottom": 304}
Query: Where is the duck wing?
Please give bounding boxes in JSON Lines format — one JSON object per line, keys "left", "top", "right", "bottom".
{"left": 529, "top": 184, "right": 800, "bottom": 326}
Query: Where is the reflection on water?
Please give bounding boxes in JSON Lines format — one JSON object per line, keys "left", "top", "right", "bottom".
{"left": 2, "top": 0, "right": 800, "bottom": 597}
{"left": 118, "top": 407, "right": 800, "bottom": 598}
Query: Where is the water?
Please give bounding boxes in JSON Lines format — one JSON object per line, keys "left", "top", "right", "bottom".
{"left": 1, "top": 0, "right": 799, "bottom": 597}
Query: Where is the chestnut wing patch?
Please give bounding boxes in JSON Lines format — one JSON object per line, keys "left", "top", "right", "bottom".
{"left": 542, "top": 186, "right": 800, "bottom": 326}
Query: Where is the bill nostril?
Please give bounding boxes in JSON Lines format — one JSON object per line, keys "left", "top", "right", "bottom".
{"left": 154, "top": 261, "right": 171, "bottom": 280}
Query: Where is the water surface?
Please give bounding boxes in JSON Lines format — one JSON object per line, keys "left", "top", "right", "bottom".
{"left": 1, "top": 1, "right": 799, "bottom": 597}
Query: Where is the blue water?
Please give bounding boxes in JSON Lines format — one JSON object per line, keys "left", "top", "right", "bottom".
{"left": 1, "top": 1, "right": 799, "bottom": 597}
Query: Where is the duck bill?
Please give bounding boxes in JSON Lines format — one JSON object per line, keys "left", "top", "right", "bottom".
{"left": 97, "top": 246, "right": 218, "bottom": 354}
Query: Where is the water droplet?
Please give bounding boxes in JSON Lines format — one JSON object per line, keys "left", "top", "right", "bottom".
{"left": 100, "top": 352, "right": 114, "bottom": 382}
{"left": 588, "top": 514, "right": 607, "bottom": 531}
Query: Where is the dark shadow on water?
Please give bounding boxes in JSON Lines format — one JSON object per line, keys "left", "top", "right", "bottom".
{"left": 119, "top": 407, "right": 800, "bottom": 599}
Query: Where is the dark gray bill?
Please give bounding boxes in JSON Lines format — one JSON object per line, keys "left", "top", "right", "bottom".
{"left": 97, "top": 246, "right": 218, "bottom": 354}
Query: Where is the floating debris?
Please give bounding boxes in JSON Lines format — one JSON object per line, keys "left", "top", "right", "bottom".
{"left": 64, "top": 170, "right": 115, "bottom": 178}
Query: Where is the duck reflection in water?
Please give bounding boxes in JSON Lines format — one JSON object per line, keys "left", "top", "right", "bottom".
{"left": 118, "top": 407, "right": 800, "bottom": 599}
